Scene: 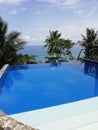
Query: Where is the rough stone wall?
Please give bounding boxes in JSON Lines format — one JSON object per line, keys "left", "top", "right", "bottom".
{"left": 0, "top": 110, "right": 39, "bottom": 130}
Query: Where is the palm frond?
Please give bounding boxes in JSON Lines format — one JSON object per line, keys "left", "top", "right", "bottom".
{"left": 6, "top": 31, "right": 20, "bottom": 44}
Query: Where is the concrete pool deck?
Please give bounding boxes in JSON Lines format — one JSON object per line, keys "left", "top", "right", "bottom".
{"left": 11, "top": 97, "right": 98, "bottom": 130}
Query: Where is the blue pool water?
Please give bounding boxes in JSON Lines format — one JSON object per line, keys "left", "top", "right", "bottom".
{"left": 0, "top": 61, "right": 98, "bottom": 115}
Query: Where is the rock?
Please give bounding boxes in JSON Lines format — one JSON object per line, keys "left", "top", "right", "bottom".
{"left": 0, "top": 110, "right": 38, "bottom": 130}
{"left": 0, "top": 126, "right": 4, "bottom": 130}
{"left": 0, "top": 111, "right": 5, "bottom": 117}
{"left": 4, "top": 126, "right": 12, "bottom": 130}
{"left": 0, "top": 120, "right": 4, "bottom": 126}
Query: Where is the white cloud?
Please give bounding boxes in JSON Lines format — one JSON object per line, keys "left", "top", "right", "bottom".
{"left": 77, "top": 9, "right": 85, "bottom": 15}
{"left": 9, "top": 7, "right": 26, "bottom": 15}
{"left": 23, "top": 35, "right": 44, "bottom": 45}
{"left": 21, "top": 7, "right": 26, "bottom": 11}
{"left": 23, "top": 35, "right": 41, "bottom": 42}
{"left": 0, "top": 0, "right": 25, "bottom": 4}
{"left": 32, "top": 38, "right": 38, "bottom": 41}
{"left": 34, "top": 11, "right": 42, "bottom": 14}
{"left": 32, "top": 36, "right": 44, "bottom": 42}
{"left": 88, "top": 6, "right": 97, "bottom": 16}
{"left": 38, "top": 0, "right": 80, "bottom": 6}
{"left": 61, "top": 0, "right": 80, "bottom": 6}
{"left": 34, "top": 10, "right": 48, "bottom": 15}
{"left": 9, "top": 9, "right": 17, "bottom": 14}
{"left": 23, "top": 35, "right": 31, "bottom": 41}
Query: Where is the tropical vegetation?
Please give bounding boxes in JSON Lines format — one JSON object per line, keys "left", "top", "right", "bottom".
{"left": 15, "top": 54, "right": 37, "bottom": 65}
{"left": 78, "top": 28, "right": 98, "bottom": 60}
{"left": 0, "top": 17, "right": 25, "bottom": 68}
{"left": 0, "top": 17, "right": 36, "bottom": 68}
{"left": 1, "top": 16, "right": 98, "bottom": 68}
{"left": 44, "top": 30, "right": 74, "bottom": 62}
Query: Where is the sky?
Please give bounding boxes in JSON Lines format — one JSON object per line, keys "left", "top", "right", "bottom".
{"left": 0, "top": 0, "right": 98, "bottom": 45}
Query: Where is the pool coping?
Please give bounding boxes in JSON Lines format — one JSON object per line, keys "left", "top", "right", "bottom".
{"left": 11, "top": 96, "right": 98, "bottom": 130}
{"left": 82, "top": 58, "right": 98, "bottom": 64}
{"left": 0, "top": 64, "right": 9, "bottom": 78}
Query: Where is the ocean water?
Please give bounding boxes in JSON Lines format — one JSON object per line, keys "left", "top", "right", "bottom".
{"left": 18, "top": 45, "right": 83, "bottom": 62}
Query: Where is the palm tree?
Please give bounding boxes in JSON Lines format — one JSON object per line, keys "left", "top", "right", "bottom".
{"left": 0, "top": 17, "right": 26, "bottom": 68}
{"left": 78, "top": 28, "right": 98, "bottom": 59}
{"left": 45, "top": 31, "right": 68, "bottom": 61}
{"left": 44, "top": 30, "right": 74, "bottom": 62}
{"left": 44, "top": 30, "right": 62, "bottom": 59}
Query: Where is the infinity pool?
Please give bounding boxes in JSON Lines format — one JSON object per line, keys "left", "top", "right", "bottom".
{"left": 0, "top": 61, "right": 98, "bottom": 114}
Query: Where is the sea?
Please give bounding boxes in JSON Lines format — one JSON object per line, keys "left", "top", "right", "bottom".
{"left": 18, "top": 45, "right": 83, "bottom": 62}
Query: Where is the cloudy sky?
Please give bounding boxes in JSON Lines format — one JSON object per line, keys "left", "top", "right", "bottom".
{"left": 0, "top": 0, "right": 98, "bottom": 45}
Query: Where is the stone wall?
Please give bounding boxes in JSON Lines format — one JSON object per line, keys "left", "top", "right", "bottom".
{"left": 0, "top": 110, "right": 39, "bottom": 130}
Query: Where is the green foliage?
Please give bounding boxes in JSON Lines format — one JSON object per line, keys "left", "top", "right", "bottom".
{"left": 15, "top": 54, "right": 37, "bottom": 65}
{"left": 62, "top": 39, "right": 74, "bottom": 61}
{"left": 64, "top": 50, "right": 75, "bottom": 61}
{"left": 78, "top": 28, "right": 98, "bottom": 60}
{"left": 45, "top": 56, "right": 67, "bottom": 63}
{"left": 44, "top": 30, "right": 63, "bottom": 58}
{"left": 44, "top": 30, "right": 74, "bottom": 62}
{"left": 0, "top": 17, "right": 26, "bottom": 68}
